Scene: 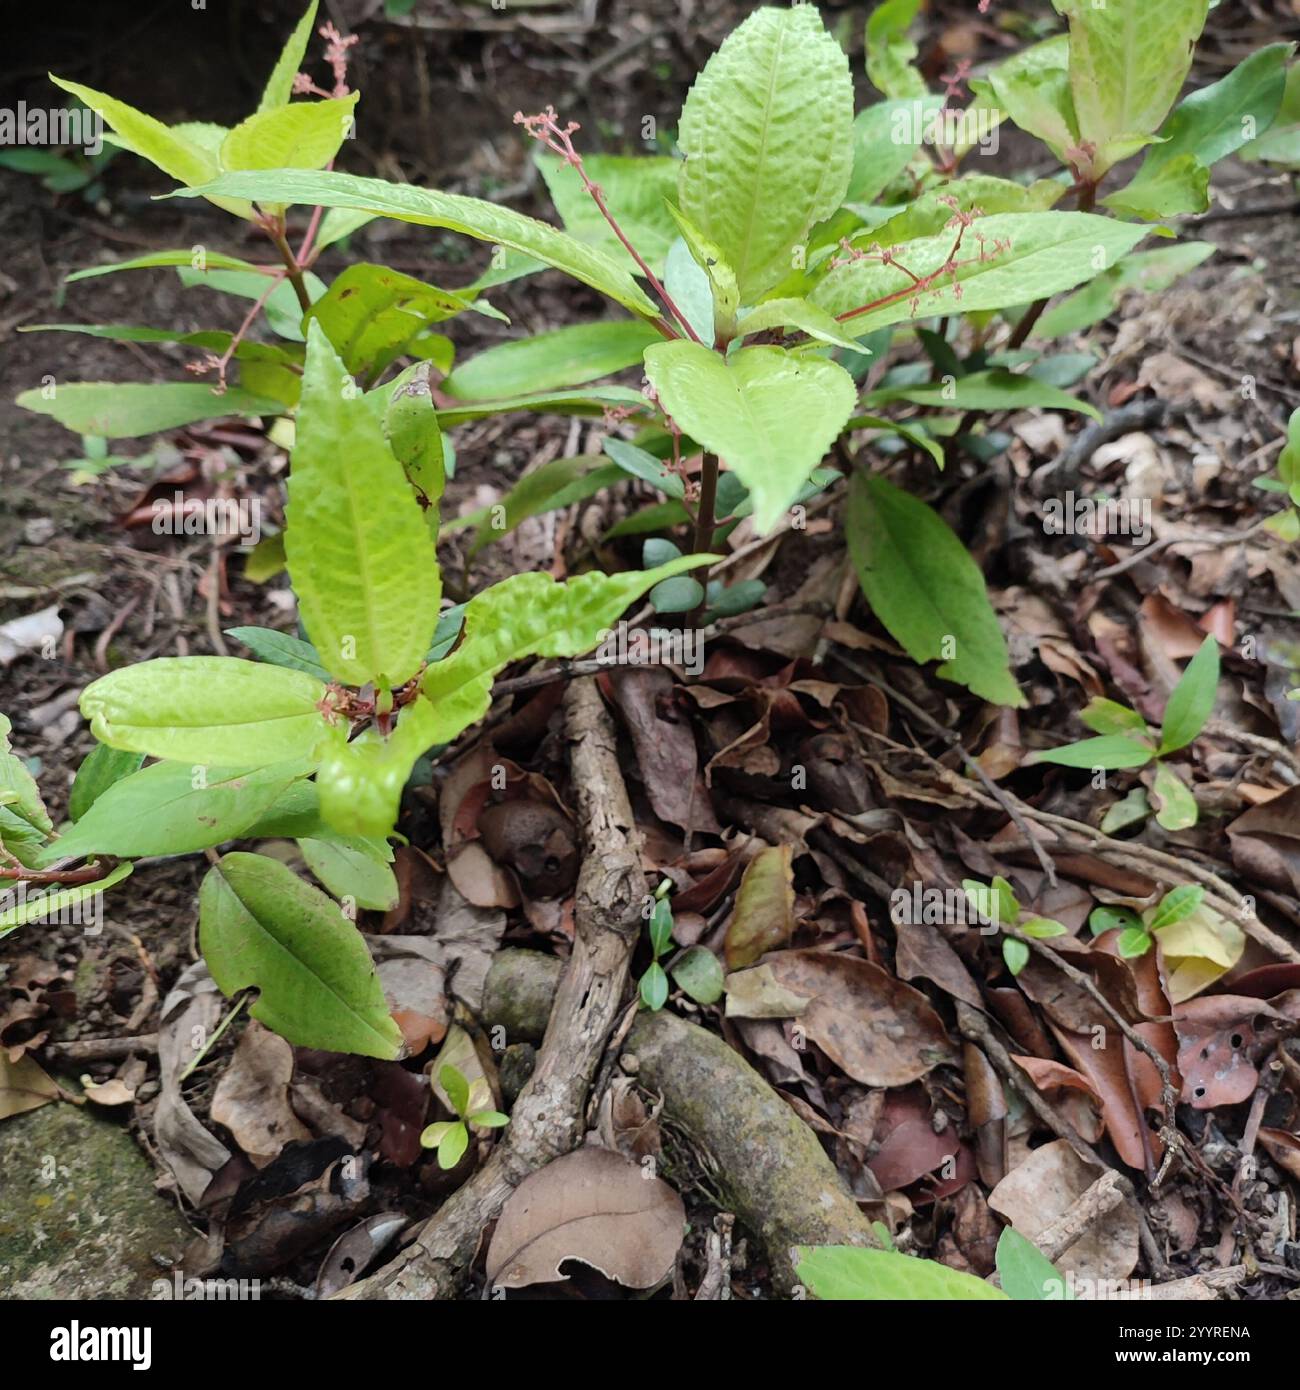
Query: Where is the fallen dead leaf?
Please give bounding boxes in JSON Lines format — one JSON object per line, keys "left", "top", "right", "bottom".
{"left": 212, "top": 1022, "right": 311, "bottom": 1166}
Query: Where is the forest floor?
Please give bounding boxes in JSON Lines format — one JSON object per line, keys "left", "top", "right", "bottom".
{"left": 3, "top": 0, "right": 1300, "bottom": 1302}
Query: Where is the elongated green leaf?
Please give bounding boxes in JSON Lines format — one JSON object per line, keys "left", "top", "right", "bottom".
{"left": 225, "top": 626, "right": 331, "bottom": 681}
{"left": 222, "top": 95, "right": 357, "bottom": 175}
{"left": 1080, "top": 697, "right": 1148, "bottom": 738}
{"left": 995, "top": 1228, "right": 1071, "bottom": 1300}
{"left": 258, "top": 1, "right": 320, "bottom": 112}
{"left": 795, "top": 1245, "right": 1007, "bottom": 1301}
{"left": 810, "top": 213, "right": 1148, "bottom": 328}
{"left": 863, "top": 175, "right": 1065, "bottom": 251}
{"left": 41, "top": 760, "right": 306, "bottom": 862}
{"left": 288, "top": 323, "right": 440, "bottom": 686}
{"left": 1029, "top": 734, "right": 1155, "bottom": 769}
{"left": 420, "top": 556, "right": 716, "bottom": 746}
{"left": 80, "top": 656, "right": 329, "bottom": 766}
{"left": 1102, "top": 154, "right": 1210, "bottom": 221}
{"left": 848, "top": 474, "right": 1023, "bottom": 707}
{"left": 536, "top": 152, "right": 680, "bottom": 275}
{"left": 1241, "top": 64, "right": 1300, "bottom": 165}
{"left": 436, "top": 386, "right": 644, "bottom": 429}
{"left": 1158, "top": 634, "right": 1219, "bottom": 754}
{"left": 443, "top": 320, "right": 657, "bottom": 400}
{"left": 299, "top": 836, "right": 398, "bottom": 911}
{"left": 663, "top": 203, "right": 739, "bottom": 340}
{"left": 15, "top": 382, "right": 284, "bottom": 439}
{"left": 305, "top": 262, "right": 492, "bottom": 381}
{"left": 380, "top": 362, "right": 445, "bottom": 517}
{"left": 457, "top": 455, "right": 620, "bottom": 558}
{"left": 0, "top": 863, "right": 133, "bottom": 941}
{"left": 68, "top": 744, "right": 145, "bottom": 822}
{"left": 66, "top": 249, "right": 266, "bottom": 282}
{"left": 48, "top": 76, "right": 252, "bottom": 219}
{"left": 972, "top": 35, "right": 1076, "bottom": 163}
{"left": 846, "top": 98, "right": 945, "bottom": 205}
{"left": 643, "top": 342, "right": 854, "bottom": 534}
{"left": 677, "top": 5, "right": 854, "bottom": 302}
{"left": 864, "top": 368, "right": 1099, "bottom": 421}
{"left": 1149, "top": 884, "right": 1204, "bottom": 932}
{"left": 0, "top": 714, "right": 51, "bottom": 835}
{"left": 1055, "top": 0, "right": 1210, "bottom": 177}
{"left": 735, "top": 298, "right": 863, "bottom": 352}
{"left": 176, "top": 168, "right": 659, "bottom": 317}
{"left": 865, "top": 0, "right": 928, "bottom": 100}
{"left": 1038, "top": 242, "right": 1215, "bottom": 338}
{"left": 200, "top": 852, "right": 402, "bottom": 1057}
{"left": 603, "top": 438, "right": 686, "bottom": 500}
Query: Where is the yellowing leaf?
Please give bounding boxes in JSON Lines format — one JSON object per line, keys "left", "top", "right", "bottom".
{"left": 221, "top": 95, "right": 358, "bottom": 175}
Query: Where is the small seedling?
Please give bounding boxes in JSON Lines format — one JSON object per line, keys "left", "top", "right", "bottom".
{"left": 1089, "top": 883, "right": 1205, "bottom": 959}
{"left": 963, "top": 874, "right": 1066, "bottom": 977}
{"left": 419, "top": 1063, "right": 508, "bottom": 1171}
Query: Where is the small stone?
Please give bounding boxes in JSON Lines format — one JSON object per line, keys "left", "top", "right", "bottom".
{"left": 619, "top": 1053, "right": 640, "bottom": 1076}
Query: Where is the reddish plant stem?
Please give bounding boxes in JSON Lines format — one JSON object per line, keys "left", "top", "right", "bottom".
{"left": 0, "top": 863, "right": 112, "bottom": 886}
{"left": 688, "top": 452, "right": 719, "bottom": 624}
{"left": 269, "top": 226, "right": 313, "bottom": 313}
{"left": 1006, "top": 177, "right": 1097, "bottom": 350}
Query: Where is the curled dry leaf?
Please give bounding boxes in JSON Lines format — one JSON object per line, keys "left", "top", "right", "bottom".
{"left": 1173, "top": 995, "right": 1294, "bottom": 1109}
{"left": 758, "top": 949, "right": 956, "bottom": 1087}
{"left": 314, "top": 1211, "right": 409, "bottom": 1298}
{"left": 485, "top": 1145, "right": 685, "bottom": 1291}
{"left": 211, "top": 1021, "right": 312, "bottom": 1167}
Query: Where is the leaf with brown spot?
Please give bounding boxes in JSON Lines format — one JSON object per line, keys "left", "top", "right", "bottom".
{"left": 485, "top": 1146, "right": 684, "bottom": 1290}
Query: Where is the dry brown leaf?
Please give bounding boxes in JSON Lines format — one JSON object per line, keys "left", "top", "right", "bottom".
{"left": 485, "top": 1146, "right": 684, "bottom": 1290}
{"left": 0, "top": 1049, "right": 60, "bottom": 1119}
{"left": 724, "top": 844, "right": 795, "bottom": 969}
{"left": 211, "top": 1021, "right": 311, "bottom": 1166}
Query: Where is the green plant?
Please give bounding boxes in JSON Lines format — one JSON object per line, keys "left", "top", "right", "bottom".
{"left": 1089, "top": 883, "right": 1205, "bottom": 959}
{"left": 1256, "top": 406, "right": 1300, "bottom": 541}
{"left": 419, "top": 1063, "right": 508, "bottom": 1170}
{"left": 962, "top": 873, "right": 1067, "bottom": 977}
{"left": 794, "top": 1225, "right": 1070, "bottom": 1300}
{"left": 636, "top": 879, "right": 725, "bottom": 1011}
{"left": 1030, "top": 634, "right": 1220, "bottom": 831}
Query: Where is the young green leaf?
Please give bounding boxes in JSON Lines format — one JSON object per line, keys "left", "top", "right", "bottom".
{"left": 1029, "top": 734, "right": 1155, "bottom": 770}
{"left": 469, "top": 1110, "right": 509, "bottom": 1129}
{"left": 1152, "top": 761, "right": 1199, "bottom": 832}
{"left": 299, "top": 836, "right": 399, "bottom": 912}
{"left": 199, "top": 851, "right": 403, "bottom": 1058}
{"left": 1149, "top": 884, "right": 1205, "bottom": 932}
{"left": 644, "top": 342, "right": 856, "bottom": 534}
{"left": 848, "top": 475, "right": 1024, "bottom": 708}
{"left": 437, "top": 1121, "right": 470, "bottom": 1170}
{"left": 440, "top": 1063, "right": 471, "bottom": 1119}
{"left": 381, "top": 362, "right": 446, "bottom": 515}
{"left": 1117, "top": 926, "right": 1154, "bottom": 958}
{"left": 15, "top": 382, "right": 283, "bottom": 439}
{"left": 794, "top": 1245, "right": 1008, "bottom": 1301}
{"left": 0, "top": 863, "right": 134, "bottom": 942}
{"left": 1079, "top": 697, "right": 1148, "bottom": 738}
{"left": 972, "top": 36, "right": 1076, "bottom": 163}
{"left": 443, "top": 321, "right": 657, "bottom": 401}
{"left": 175, "top": 168, "right": 660, "bottom": 318}
{"left": 221, "top": 95, "right": 358, "bottom": 175}
{"left": 0, "top": 714, "right": 51, "bottom": 835}
{"left": 864, "top": 0, "right": 928, "bottom": 100}
{"left": 225, "top": 627, "right": 331, "bottom": 681}
{"left": 602, "top": 439, "right": 686, "bottom": 501}
{"left": 670, "top": 946, "right": 725, "bottom": 1006}
{"left": 677, "top": 4, "right": 854, "bottom": 301}
{"left": 995, "top": 1227, "right": 1071, "bottom": 1300}
{"left": 846, "top": 97, "right": 946, "bottom": 205}
{"left": 1003, "top": 938, "right": 1030, "bottom": 975}
{"left": 79, "top": 656, "right": 329, "bottom": 767}
{"left": 537, "top": 152, "right": 681, "bottom": 275}
{"left": 639, "top": 961, "right": 669, "bottom": 1012}
{"left": 1089, "top": 905, "right": 1144, "bottom": 937}
{"left": 733, "top": 298, "right": 865, "bottom": 353}
{"left": 1158, "top": 634, "right": 1219, "bottom": 754}
{"left": 40, "top": 760, "right": 306, "bottom": 862}
{"left": 68, "top": 744, "right": 145, "bottom": 823}
{"left": 1020, "top": 917, "right": 1068, "bottom": 940}
{"left": 64, "top": 249, "right": 266, "bottom": 282}
{"left": 288, "top": 322, "right": 441, "bottom": 687}
{"left": 863, "top": 368, "right": 1100, "bottom": 422}
{"left": 258, "top": 1, "right": 320, "bottom": 112}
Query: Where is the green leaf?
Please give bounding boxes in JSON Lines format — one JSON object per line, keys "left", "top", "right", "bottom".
{"left": 437, "top": 1121, "right": 470, "bottom": 1170}
{"left": 648, "top": 897, "right": 674, "bottom": 958}
{"left": 663, "top": 202, "right": 740, "bottom": 340}
{"left": 846, "top": 97, "right": 946, "bottom": 204}
{"left": 677, "top": 5, "right": 855, "bottom": 301}
{"left": 972, "top": 36, "right": 1076, "bottom": 163}
{"left": 299, "top": 836, "right": 399, "bottom": 912}
{"left": 68, "top": 745, "right": 146, "bottom": 823}
{"left": 536, "top": 152, "right": 681, "bottom": 275}
{"left": 440, "top": 1063, "right": 471, "bottom": 1119}
{"left": 469, "top": 1110, "right": 509, "bottom": 1129}
{"left": 603, "top": 438, "right": 686, "bottom": 501}
{"left": 0, "top": 714, "right": 51, "bottom": 835}
{"left": 644, "top": 342, "right": 855, "bottom": 534}
{"left": 1003, "top": 938, "right": 1030, "bottom": 976}
{"left": 1038, "top": 242, "right": 1216, "bottom": 338}
{"left": 1158, "top": 634, "right": 1219, "bottom": 754}
{"left": 963, "top": 876, "right": 1019, "bottom": 928}
{"left": 305, "top": 262, "right": 494, "bottom": 381}
{"left": 670, "top": 946, "right": 725, "bottom": 1006}
{"left": 459, "top": 455, "right": 619, "bottom": 559}
{"left": 1029, "top": 734, "right": 1155, "bottom": 769}
{"left": 176, "top": 168, "right": 659, "bottom": 317}
{"left": 436, "top": 386, "right": 645, "bottom": 430}
{"left": 649, "top": 576, "right": 703, "bottom": 613}
{"left": 258, "top": 1, "right": 320, "bottom": 112}
{"left": 0, "top": 863, "right": 133, "bottom": 942}
{"left": 80, "top": 656, "right": 328, "bottom": 767}
{"left": 735, "top": 297, "right": 864, "bottom": 353}
{"left": 443, "top": 320, "right": 657, "bottom": 400}
{"left": 864, "top": 368, "right": 1099, "bottom": 422}
{"left": 315, "top": 693, "right": 440, "bottom": 838}
{"left": 288, "top": 322, "right": 441, "bottom": 686}
{"left": 1055, "top": 0, "right": 1211, "bottom": 177}
{"left": 200, "top": 852, "right": 402, "bottom": 1058}
{"left": 1280, "top": 407, "right": 1300, "bottom": 507}
{"left": 175, "top": 266, "right": 325, "bottom": 343}
{"left": 381, "top": 362, "right": 445, "bottom": 515}
{"left": 48, "top": 76, "right": 253, "bottom": 219}
{"left": 41, "top": 761, "right": 306, "bottom": 862}
{"left": 15, "top": 382, "right": 284, "bottom": 439}
{"left": 808, "top": 213, "right": 1148, "bottom": 329}
{"left": 1102, "top": 154, "right": 1210, "bottom": 221}
{"left": 420, "top": 1120, "right": 455, "bottom": 1149}
{"left": 794, "top": 1245, "right": 1008, "bottom": 1301}
{"left": 639, "top": 961, "right": 669, "bottom": 1012}
{"left": 664, "top": 236, "right": 715, "bottom": 344}
{"left": 1089, "top": 905, "right": 1144, "bottom": 937}
{"left": 420, "top": 555, "right": 715, "bottom": 746}
{"left": 222, "top": 96, "right": 357, "bottom": 175}
{"left": 1100, "top": 787, "right": 1152, "bottom": 834}
{"left": 63, "top": 249, "right": 266, "bottom": 282}
{"left": 1152, "top": 761, "right": 1199, "bottom": 832}
{"left": 863, "top": 176, "right": 1065, "bottom": 252}
{"left": 1240, "top": 63, "right": 1300, "bottom": 165}
{"left": 225, "top": 627, "right": 331, "bottom": 681}
{"left": 316, "top": 206, "right": 378, "bottom": 251}
{"left": 848, "top": 474, "right": 1023, "bottom": 707}
{"left": 1149, "top": 883, "right": 1205, "bottom": 932}
{"left": 1080, "top": 697, "right": 1148, "bottom": 737}
{"left": 995, "top": 1227, "right": 1071, "bottom": 1300}
{"left": 1117, "top": 926, "right": 1154, "bottom": 958}
{"left": 865, "top": 0, "right": 929, "bottom": 100}
{"left": 1020, "top": 916, "right": 1068, "bottom": 940}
